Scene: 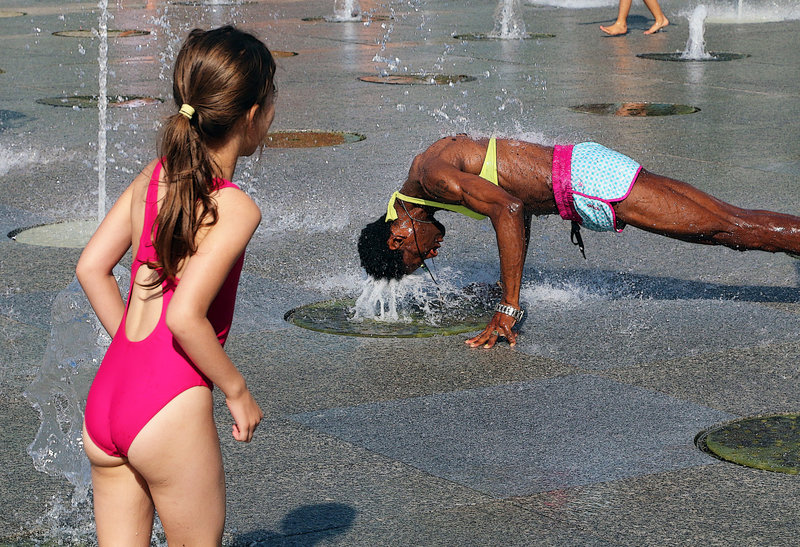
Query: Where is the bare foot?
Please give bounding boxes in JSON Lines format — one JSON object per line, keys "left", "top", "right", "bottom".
{"left": 600, "top": 21, "right": 628, "bottom": 36}
{"left": 644, "top": 18, "right": 669, "bottom": 34}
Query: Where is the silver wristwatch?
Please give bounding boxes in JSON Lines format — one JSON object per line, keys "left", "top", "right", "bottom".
{"left": 495, "top": 303, "right": 524, "bottom": 322}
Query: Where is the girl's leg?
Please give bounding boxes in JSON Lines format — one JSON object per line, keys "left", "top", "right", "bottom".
{"left": 642, "top": 0, "right": 669, "bottom": 34}
{"left": 600, "top": 0, "right": 631, "bottom": 35}
{"left": 615, "top": 170, "right": 800, "bottom": 254}
{"left": 83, "top": 425, "right": 155, "bottom": 546}
{"left": 127, "top": 386, "right": 226, "bottom": 546}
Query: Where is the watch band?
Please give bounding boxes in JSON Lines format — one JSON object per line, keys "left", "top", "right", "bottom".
{"left": 495, "top": 303, "right": 524, "bottom": 321}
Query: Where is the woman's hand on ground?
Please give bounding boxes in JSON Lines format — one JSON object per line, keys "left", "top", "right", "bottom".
{"left": 465, "top": 312, "right": 517, "bottom": 349}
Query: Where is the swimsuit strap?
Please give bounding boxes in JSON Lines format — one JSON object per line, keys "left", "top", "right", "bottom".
{"left": 384, "top": 138, "right": 501, "bottom": 222}
{"left": 134, "top": 161, "right": 164, "bottom": 265}
{"left": 385, "top": 191, "right": 487, "bottom": 221}
{"left": 478, "top": 137, "right": 499, "bottom": 185}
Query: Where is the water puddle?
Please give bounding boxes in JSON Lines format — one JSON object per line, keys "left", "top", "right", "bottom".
{"left": 358, "top": 74, "right": 476, "bottom": 85}
{"left": 0, "top": 110, "right": 29, "bottom": 132}
{"left": 8, "top": 220, "right": 98, "bottom": 248}
{"left": 52, "top": 30, "right": 150, "bottom": 38}
{"left": 697, "top": 414, "right": 800, "bottom": 474}
{"left": 264, "top": 130, "right": 365, "bottom": 148}
{"left": 36, "top": 95, "right": 162, "bottom": 108}
{"left": 637, "top": 52, "right": 749, "bottom": 62}
{"left": 569, "top": 102, "right": 700, "bottom": 117}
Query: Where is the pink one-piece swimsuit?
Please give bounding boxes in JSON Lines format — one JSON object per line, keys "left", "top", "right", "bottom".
{"left": 84, "top": 161, "right": 245, "bottom": 458}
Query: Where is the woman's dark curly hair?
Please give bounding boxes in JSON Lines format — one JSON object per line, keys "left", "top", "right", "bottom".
{"left": 358, "top": 216, "right": 407, "bottom": 280}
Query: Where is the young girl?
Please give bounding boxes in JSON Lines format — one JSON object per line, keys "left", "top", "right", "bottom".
{"left": 77, "top": 26, "right": 276, "bottom": 545}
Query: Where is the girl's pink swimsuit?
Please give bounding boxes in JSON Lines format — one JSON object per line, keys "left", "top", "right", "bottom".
{"left": 85, "top": 161, "right": 244, "bottom": 458}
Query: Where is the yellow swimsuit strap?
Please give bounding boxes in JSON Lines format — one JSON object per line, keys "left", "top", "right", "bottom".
{"left": 478, "top": 137, "right": 499, "bottom": 185}
{"left": 385, "top": 137, "right": 499, "bottom": 222}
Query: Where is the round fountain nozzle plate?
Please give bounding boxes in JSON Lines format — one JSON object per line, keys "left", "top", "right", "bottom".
{"left": 9, "top": 220, "right": 98, "bottom": 248}
{"left": 264, "top": 130, "right": 365, "bottom": 148}
{"left": 697, "top": 413, "right": 800, "bottom": 474}
{"left": 0, "top": 10, "right": 26, "bottom": 18}
{"left": 637, "top": 52, "right": 750, "bottom": 62}
{"left": 285, "top": 298, "right": 489, "bottom": 338}
{"left": 36, "top": 95, "right": 162, "bottom": 109}
{"left": 569, "top": 102, "right": 700, "bottom": 117}
{"left": 452, "top": 32, "right": 555, "bottom": 40}
{"left": 273, "top": 51, "right": 298, "bottom": 58}
{"left": 53, "top": 29, "right": 150, "bottom": 38}
{"left": 302, "top": 15, "right": 392, "bottom": 23}
{"left": 358, "top": 74, "right": 476, "bottom": 85}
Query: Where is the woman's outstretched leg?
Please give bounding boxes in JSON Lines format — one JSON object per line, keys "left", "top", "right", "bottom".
{"left": 128, "top": 386, "right": 226, "bottom": 546}
{"left": 615, "top": 170, "right": 800, "bottom": 254}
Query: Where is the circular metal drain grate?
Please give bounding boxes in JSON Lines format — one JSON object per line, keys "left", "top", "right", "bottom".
{"left": 37, "top": 95, "right": 162, "bottom": 108}
{"left": 637, "top": 52, "right": 750, "bottom": 62}
{"left": 53, "top": 29, "right": 150, "bottom": 38}
{"left": 9, "top": 220, "right": 98, "bottom": 249}
{"left": 358, "top": 74, "right": 476, "bottom": 85}
{"left": 697, "top": 414, "right": 800, "bottom": 474}
{"left": 452, "top": 32, "right": 555, "bottom": 40}
{"left": 263, "top": 130, "right": 365, "bottom": 148}
{"left": 301, "top": 15, "right": 391, "bottom": 22}
{"left": 285, "top": 298, "right": 488, "bottom": 338}
{"left": 170, "top": 0, "right": 254, "bottom": 5}
{"left": 570, "top": 102, "right": 700, "bottom": 117}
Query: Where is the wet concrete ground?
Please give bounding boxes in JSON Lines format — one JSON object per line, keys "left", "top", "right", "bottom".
{"left": 1, "top": 0, "right": 800, "bottom": 544}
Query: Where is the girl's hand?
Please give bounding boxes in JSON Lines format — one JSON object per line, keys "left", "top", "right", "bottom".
{"left": 225, "top": 389, "right": 264, "bottom": 442}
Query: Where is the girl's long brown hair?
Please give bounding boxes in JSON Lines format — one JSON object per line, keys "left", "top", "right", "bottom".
{"left": 149, "top": 26, "right": 275, "bottom": 285}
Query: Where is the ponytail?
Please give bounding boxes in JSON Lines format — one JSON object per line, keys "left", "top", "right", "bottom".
{"left": 146, "top": 26, "right": 276, "bottom": 287}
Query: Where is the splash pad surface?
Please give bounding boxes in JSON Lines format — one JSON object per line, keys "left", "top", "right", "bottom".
{"left": 698, "top": 414, "right": 800, "bottom": 474}
{"left": 570, "top": 103, "right": 701, "bottom": 116}
{"left": 285, "top": 298, "right": 489, "bottom": 338}
{"left": 637, "top": 52, "right": 750, "bottom": 62}
{"left": 36, "top": 95, "right": 162, "bottom": 108}
{"left": 358, "top": 74, "right": 476, "bottom": 85}
{"left": 263, "top": 130, "right": 365, "bottom": 148}
{"left": 452, "top": 32, "right": 555, "bottom": 40}
{"left": 52, "top": 29, "right": 150, "bottom": 38}
{"left": 8, "top": 220, "right": 97, "bottom": 248}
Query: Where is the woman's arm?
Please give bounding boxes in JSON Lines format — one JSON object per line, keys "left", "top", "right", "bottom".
{"left": 165, "top": 188, "right": 263, "bottom": 442}
{"left": 420, "top": 159, "right": 527, "bottom": 348}
{"left": 76, "top": 182, "right": 135, "bottom": 338}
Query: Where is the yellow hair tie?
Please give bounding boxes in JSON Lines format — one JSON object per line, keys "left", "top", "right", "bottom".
{"left": 179, "top": 103, "right": 195, "bottom": 120}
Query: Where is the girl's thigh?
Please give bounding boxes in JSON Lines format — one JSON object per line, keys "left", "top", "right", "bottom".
{"left": 128, "top": 386, "right": 226, "bottom": 546}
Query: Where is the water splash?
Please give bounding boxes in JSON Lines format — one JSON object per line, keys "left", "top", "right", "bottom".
{"left": 489, "top": 0, "right": 527, "bottom": 39}
{"left": 681, "top": 5, "right": 713, "bottom": 60}
{"left": 24, "top": 278, "right": 109, "bottom": 502}
{"left": 327, "top": 0, "right": 361, "bottom": 22}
